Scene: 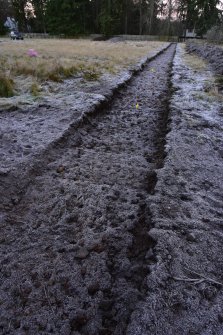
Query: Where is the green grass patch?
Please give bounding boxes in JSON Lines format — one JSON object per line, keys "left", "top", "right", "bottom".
{"left": 30, "top": 82, "right": 41, "bottom": 96}
{"left": 82, "top": 67, "right": 101, "bottom": 81}
{"left": 0, "top": 74, "right": 14, "bottom": 97}
{"left": 215, "top": 75, "right": 223, "bottom": 86}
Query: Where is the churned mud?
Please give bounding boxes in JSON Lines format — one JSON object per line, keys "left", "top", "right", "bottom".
{"left": 0, "top": 43, "right": 175, "bottom": 334}
{"left": 0, "top": 43, "right": 169, "bottom": 212}
{"left": 127, "top": 44, "right": 223, "bottom": 335}
{"left": 1, "top": 41, "right": 223, "bottom": 335}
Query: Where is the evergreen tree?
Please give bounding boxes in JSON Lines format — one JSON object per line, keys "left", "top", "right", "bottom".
{"left": 45, "top": 0, "right": 92, "bottom": 35}
{"left": 30, "top": 0, "right": 48, "bottom": 33}
{"left": 98, "top": 0, "right": 123, "bottom": 35}
{"left": 11, "top": 0, "right": 28, "bottom": 31}
{"left": 5, "top": 0, "right": 220, "bottom": 36}
{"left": 0, "top": 0, "right": 13, "bottom": 34}
{"left": 177, "top": 0, "right": 221, "bottom": 35}
{"left": 196, "top": 0, "right": 221, "bottom": 34}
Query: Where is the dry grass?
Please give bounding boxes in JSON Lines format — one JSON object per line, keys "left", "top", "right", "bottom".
{"left": 0, "top": 39, "right": 165, "bottom": 97}
{"left": 183, "top": 45, "right": 207, "bottom": 71}
{"left": 182, "top": 44, "right": 223, "bottom": 102}
{"left": 0, "top": 73, "right": 14, "bottom": 97}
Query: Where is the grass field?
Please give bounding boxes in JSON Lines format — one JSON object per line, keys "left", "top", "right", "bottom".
{"left": 0, "top": 39, "right": 165, "bottom": 98}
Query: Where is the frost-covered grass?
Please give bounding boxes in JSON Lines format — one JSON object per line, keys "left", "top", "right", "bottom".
{"left": 183, "top": 44, "right": 207, "bottom": 71}
{"left": 0, "top": 39, "right": 165, "bottom": 97}
{"left": 0, "top": 74, "right": 14, "bottom": 97}
{"left": 182, "top": 44, "right": 223, "bottom": 102}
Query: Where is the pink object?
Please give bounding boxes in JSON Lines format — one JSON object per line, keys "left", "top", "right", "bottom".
{"left": 27, "top": 49, "right": 38, "bottom": 57}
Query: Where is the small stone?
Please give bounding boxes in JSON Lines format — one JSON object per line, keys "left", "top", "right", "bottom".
{"left": 88, "top": 241, "right": 105, "bottom": 253}
{"left": 93, "top": 243, "right": 105, "bottom": 253}
{"left": 180, "top": 193, "right": 192, "bottom": 201}
{"left": 57, "top": 165, "right": 65, "bottom": 173}
{"left": 0, "top": 168, "right": 10, "bottom": 176}
{"left": 186, "top": 232, "right": 197, "bottom": 242}
{"left": 75, "top": 247, "right": 89, "bottom": 259}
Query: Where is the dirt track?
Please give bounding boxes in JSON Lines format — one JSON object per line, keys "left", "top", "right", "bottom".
{"left": 0, "top": 43, "right": 175, "bottom": 334}
{"left": 1, "top": 42, "right": 223, "bottom": 335}
{"left": 127, "top": 43, "right": 223, "bottom": 335}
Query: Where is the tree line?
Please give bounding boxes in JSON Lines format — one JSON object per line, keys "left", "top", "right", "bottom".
{"left": 0, "top": 0, "right": 222, "bottom": 36}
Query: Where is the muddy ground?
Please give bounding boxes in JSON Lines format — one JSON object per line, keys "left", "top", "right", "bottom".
{"left": 0, "top": 42, "right": 223, "bottom": 335}
{"left": 127, "top": 43, "right": 223, "bottom": 335}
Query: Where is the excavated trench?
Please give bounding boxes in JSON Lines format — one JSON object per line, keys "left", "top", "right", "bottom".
{"left": 0, "top": 44, "right": 176, "bottom": 335}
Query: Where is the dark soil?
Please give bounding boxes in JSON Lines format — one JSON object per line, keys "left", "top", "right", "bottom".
{"left": 127, "top": 44, "right": 223, "bottom": 335}
{"left": 1, "top": 42, "right": 223, "bottom": 335}
{"left": 0, "top": 44, "right": 176, "bottom": 335}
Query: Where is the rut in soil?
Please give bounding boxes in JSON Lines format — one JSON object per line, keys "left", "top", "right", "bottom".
{"left": 0, "top": 44, "right": 176, "bottom": 335}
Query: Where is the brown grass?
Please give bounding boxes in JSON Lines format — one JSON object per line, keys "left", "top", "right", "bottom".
{"left": 0, "top": 39, "right": 166, "bottom": 97}
{"left": 183, "top": 44, "right": 207, "bottom": 71}
{"left": 182, "top": 44, "right": 223, "bottom": 102}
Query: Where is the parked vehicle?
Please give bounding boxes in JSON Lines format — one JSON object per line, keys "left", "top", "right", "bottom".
{"left": 10, "top": 31, "right": 24, "bottom": 40}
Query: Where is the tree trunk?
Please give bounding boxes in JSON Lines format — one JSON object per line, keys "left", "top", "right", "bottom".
{"left": 167, "top": 0, "right": 173, "bottom": 36}
{"left": 148, "top": 0, "right": 155, "bottom": 34}
{"left": 139, "top": 0, "right": 143, "bottom": 35}
{"left": 124, "top": 0, "right": 128, "bottom": 34}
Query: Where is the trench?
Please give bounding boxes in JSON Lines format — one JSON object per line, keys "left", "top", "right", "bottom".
{"left": 0, "top": 44, "right": 176, "bottom": 335}
{"left": 96, "top": 44, "right": 176, "bottom": 335}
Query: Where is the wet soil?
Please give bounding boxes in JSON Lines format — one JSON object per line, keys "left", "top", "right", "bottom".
{"left": 0, "top": 44, "right": 176, "bottom": 334}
